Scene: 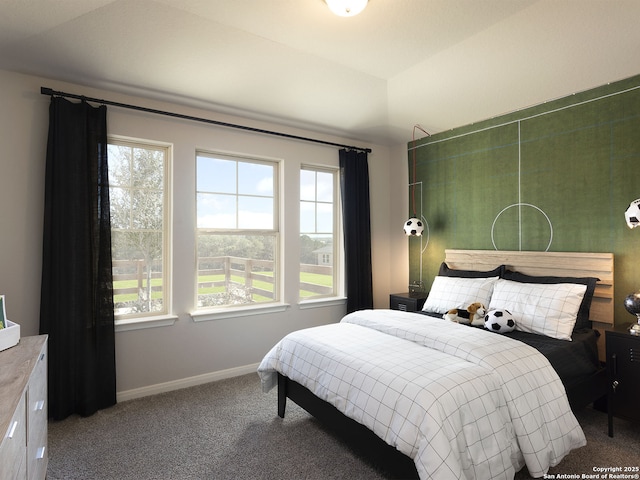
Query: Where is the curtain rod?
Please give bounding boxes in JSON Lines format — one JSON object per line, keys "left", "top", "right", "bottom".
{"left": 40, "top": 87, "right": 372, "bottom": 154}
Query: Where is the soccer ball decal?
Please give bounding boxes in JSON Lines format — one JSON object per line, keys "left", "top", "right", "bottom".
{"left": 404, "top": 217, "right": 424, "bottom": 236}
{"left": 484, "top": 309, "right": 516, "bottom": 333}
{"left": 624, "top": 198, "right": 640, "bottom": 229}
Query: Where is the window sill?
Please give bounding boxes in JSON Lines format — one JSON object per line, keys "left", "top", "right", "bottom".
{"left": 115, "top": 314, "right": 179, "bottom": 332}
{"left": 299, "top": 297, "right": 347, "bottom": 310}
{"left": 190, "top": 303, "right": 290, "bottom": 322}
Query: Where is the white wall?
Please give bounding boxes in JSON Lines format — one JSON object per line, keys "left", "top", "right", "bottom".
{"left": 0, "top": 69, "right": 410, "bottom": 398}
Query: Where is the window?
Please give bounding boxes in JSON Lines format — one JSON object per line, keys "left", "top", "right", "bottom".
{"left": 300, "top": 166, "right": 338, "bottom": 300}
{"left": 196, "top": 152, "right": 279, "bottom": 309}
{"left": 108, "top": 139, "right": 171, "bottom": 319}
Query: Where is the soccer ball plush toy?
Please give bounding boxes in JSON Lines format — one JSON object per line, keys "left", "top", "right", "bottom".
{"left": 404, "top": 217, "right": 424, "bottom": 236}
{"left": 484, "top": 309, "right": 516, "bottom": 333}
{"left": 624, "top": 198, "right": 640, "bottom": 229}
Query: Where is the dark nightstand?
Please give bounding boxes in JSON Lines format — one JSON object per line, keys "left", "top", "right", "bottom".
{"left": 390, "top": 292, "right": 427, "bottom": 312}
{"left": 606, "top": 324, "right": 640, "bottom": 437}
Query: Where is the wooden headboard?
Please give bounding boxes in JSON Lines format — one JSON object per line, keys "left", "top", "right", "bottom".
{"left": 444, "top": 250, "right": 614, "bottom": 328}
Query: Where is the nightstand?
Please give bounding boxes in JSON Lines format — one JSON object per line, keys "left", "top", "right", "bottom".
{"left": 390, "top": 292, "right": 427, "bottom": 312}
{"left": 606, "top": 324, "right": 640, "bottom": 437}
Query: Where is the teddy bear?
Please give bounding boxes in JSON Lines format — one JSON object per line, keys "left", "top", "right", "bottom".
{"left": 443, "top": 302, "right": 487, "bottom": 326}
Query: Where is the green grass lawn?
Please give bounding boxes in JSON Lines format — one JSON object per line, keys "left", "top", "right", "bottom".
{"left": 114, "top": 272, "right": 333, "bottom": 303}
{"left": 113, "top": 278, "right": 163, "bottom": 303}
{"left": 301, "top": 272, "right": 332, "bottom": 287}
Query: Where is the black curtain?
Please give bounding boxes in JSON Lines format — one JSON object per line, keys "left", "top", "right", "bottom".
{"left": 339, "top": 149, "right": 373, "bottom": 313}
{"left": 40, "top": 97, "right": 116, "bottom": 420}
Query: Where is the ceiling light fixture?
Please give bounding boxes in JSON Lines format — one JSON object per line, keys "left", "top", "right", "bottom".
{"left": 325, "top": 0, "right": 368, "bottom": 17}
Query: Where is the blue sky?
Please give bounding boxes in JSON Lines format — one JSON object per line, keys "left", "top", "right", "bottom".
{"left": 197, "top": 155, "right": 334, "bottom": 232}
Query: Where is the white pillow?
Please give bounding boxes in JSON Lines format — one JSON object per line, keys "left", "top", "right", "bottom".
{"left": 422, "top": 276, "right": 499, "bottom": 314}
{"left": 488, "top": 279, "right": 587, "bottom": 341}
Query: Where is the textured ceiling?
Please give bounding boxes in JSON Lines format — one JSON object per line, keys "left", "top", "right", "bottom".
{"left": 1, "top": 0, "right": 639, "bottom": 145}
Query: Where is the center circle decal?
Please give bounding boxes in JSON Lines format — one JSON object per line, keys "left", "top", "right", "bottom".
{"left": 491, "top": 203, "right": 553, "bottom": 251}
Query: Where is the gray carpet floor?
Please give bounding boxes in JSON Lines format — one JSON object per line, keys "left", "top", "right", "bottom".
{"left": 48, "top": 373, "right": 639, "bottom": 479}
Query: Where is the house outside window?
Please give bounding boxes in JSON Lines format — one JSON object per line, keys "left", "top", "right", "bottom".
{"left": 300, "top": 166, "right": 339, "bottom": 300}
{"left": 196, "top": 152, "right": 279, "bottom": 309}
{"left": 108, "top": 139, "right": 171, "bottom": 319}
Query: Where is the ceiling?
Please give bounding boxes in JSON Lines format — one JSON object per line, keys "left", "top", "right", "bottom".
{"left": 1, "top": 0, "right": 639, "bottom": 146}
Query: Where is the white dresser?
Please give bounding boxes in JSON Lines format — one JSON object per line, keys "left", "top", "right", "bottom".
{"left": 0, "top": 335, "right": 48, "bottom": 480}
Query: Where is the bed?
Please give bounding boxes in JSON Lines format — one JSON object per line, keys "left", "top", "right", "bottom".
{"left": 258, "top": 250, "right": 613, "bottom": 479}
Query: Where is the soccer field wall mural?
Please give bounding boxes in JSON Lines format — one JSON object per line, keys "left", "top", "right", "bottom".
{"left": 408, "top": 74, "right": 640, "bottom": 326}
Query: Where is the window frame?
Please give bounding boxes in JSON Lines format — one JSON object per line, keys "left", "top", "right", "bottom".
{"left": 194, "top": 150, "right": 281, "bottom": 315}
{"left": 299, "top": 164, "right": 341, "bottom": 302}
{"left": 107, "top": 136, "right": 174, "bottom": 328}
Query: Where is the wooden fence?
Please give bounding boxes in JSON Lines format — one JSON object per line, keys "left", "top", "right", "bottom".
{"left": 112, "top": 259, "right": 162, "bottom": 297}
{"left": 112, "top": 257, "right": 333, "bottom": 300}
{"left": 197, "top": 256, "right": 276, "bottom": 299}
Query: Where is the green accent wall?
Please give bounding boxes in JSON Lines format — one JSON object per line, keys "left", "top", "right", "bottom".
{"left": 409, "top": 74, "right": 640, "bottom": 324}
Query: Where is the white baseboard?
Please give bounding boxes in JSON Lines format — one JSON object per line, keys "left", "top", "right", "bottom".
{"left": 116, "top": 362, "right": 261, "bottom": 402}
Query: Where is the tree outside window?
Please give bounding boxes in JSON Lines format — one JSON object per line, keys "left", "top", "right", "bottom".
{"left": 108, "top": 140, "right": 170, "bottom": 318}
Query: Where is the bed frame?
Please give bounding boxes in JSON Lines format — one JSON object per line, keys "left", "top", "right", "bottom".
{"left": 277, "top": 250, "right": 614, "bottom": 477}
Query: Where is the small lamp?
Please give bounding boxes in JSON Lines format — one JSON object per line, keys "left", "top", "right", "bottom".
{"left": 404, "top": 125, "right": 429, "bottom": 237}
{"left": 404, "top": 217, "right": 424, "bottom": 236}
{"left": 623, "top": 293, "right": 640, "bottom": 336}
{"left": 624, "top": 198, "right": 640, "bottom": 229}
{"left": 624, "top": 198, "right": 640, "bottom": 335}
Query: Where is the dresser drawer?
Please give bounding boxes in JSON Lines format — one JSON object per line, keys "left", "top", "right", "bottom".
{"left": 28, "top": 351, "right": 47, "bottom": 412}
{"left": 27, "top": 346, "right": 47, "bottom": 480}
{"left": 0, "top": 393, "right": 27, "bottom": 480}
{"left": 27, "top": 429, "right": 47, "bottom": 480}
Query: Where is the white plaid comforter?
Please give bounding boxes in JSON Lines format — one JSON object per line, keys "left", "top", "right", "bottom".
{"left": 257, "top": 309, "right": 586, "bottom": 479}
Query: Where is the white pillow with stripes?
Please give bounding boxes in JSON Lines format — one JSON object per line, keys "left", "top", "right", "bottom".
{"left": 422, "top": 276, "right": 499, "bottom": 314}
{"left": 488, "top": 279, "right": 587, "bottom": 341}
